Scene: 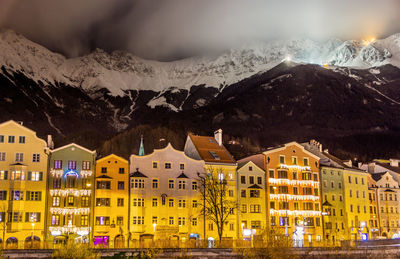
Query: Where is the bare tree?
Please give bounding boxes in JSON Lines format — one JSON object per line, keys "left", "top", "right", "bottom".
{"left": 197, "top": 167, "right": 237, "bottom": 244}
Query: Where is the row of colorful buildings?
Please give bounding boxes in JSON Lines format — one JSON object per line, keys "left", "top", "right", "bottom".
{"left": 1, "top": 120, "right": 400, "bottom": 248}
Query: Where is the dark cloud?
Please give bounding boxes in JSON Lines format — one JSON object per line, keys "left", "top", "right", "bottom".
{"left": 1, "top": 0, "right": 400, "bottom": 60}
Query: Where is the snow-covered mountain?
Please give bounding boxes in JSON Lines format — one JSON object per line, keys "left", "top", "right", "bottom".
{"left": 1, "top": 29, "right": 400, "bottom": 99}
{"left": 2, "top": 28, "right": 400, "bottom": 160}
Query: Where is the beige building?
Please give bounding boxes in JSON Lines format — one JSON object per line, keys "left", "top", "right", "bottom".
{"left": 370, "top": 172, "right": 400, "bottom": 238}
{"left": 129, "top": 143, "right": 205, "bottom": 243}
{"left": 0, "top": 120, "right": 50, "bottom": 248}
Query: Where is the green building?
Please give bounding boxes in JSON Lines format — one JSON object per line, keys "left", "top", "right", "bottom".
{"left": 45, "top": 143, "right": 96, "bottom": 245}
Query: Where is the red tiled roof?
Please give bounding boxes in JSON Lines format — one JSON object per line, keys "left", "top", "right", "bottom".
{"left": 188, "top": 134, "right": 235, "bottom": 164}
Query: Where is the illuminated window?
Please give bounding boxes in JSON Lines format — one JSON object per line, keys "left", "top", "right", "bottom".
{"left": 291, "top": 157, "right": 297, "bottom": 165}
{"left": 51, "top": 215, "right": 60, "bottom": 225}
{"left": 96, "top": 198, "right": 110, "bottom": 206}
{"left": 81, "top": 215, "right": 88, "bottom": 226}
{"left": 68, "top": 161, "right": 76, "bottom": 170}
{"left": 81, "top": 196, "right": 90, "bottom": 207}
{"left": 67, "top": 196, "right": 74, "bottom": 206}
{"left": 29, "top": 171, "right": 42, "bottom": 181}
{"left": 54, "top": 160, "right": 62, "bottom": 169}
{"left": 82, "top": 161, "right": 90, "bottom": 170}
{"left": 96, "top": 216, "right": 110, "bottom": 225}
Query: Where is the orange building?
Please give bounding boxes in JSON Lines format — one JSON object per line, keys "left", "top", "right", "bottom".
{"left": 94, "top": 154, "right": 129, "bottom": 248}
{"left": 263, "top": 142, "right": 323, "bottom": 246}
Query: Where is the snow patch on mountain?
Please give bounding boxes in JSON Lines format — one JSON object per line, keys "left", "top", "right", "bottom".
{"left": 1, "top": 29, "right": 400, "bottom": 111}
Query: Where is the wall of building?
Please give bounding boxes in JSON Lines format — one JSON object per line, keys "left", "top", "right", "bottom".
{"left": 0, "top": 121, "right": 48, "bottom": 248}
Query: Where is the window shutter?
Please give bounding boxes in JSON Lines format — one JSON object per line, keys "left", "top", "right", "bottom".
{"left": 3, "top": 191, "right": 6, "bottom": 200}
{"left": 25, "top": 212, "right": 29, "bottom": 222}
{"left": 27, "top": 171, "right": 32, "bottom": 181}
{"left": 4, "top": 171, "right": 7, "bottom": 180}
{"left": 39, "top": 172, "right": 43, "bottom": 181}
{"left": 10, "top": 191, "right": 13, "bottom": 201}
{"left": 37, "top": 213, "right": 41, "bottom": 222}
{"left": 26, "top": 191, "right": 30, "bottom": 201}
{"left": 38, "top": 192, "right": 42, "bottom": 201}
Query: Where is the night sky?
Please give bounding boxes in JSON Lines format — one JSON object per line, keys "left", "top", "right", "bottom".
{"left": 1, "top": 0, "right": 400, "bottom": 60}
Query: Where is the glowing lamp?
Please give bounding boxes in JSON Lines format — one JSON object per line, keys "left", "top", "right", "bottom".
{"left": 243, "top": 229, "right": 252, "bottom": 236}
{"left": 77, "top": 230, "right": 88, "bottom": 236}
{"left": 51, "top": 230, "right": 61, "bottom": 236}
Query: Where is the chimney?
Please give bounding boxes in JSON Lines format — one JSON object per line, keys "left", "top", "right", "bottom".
{"left": 323, "top": 149, "right": 329, "bottom": 154}
{"left": 47, "top": 135, "right": 54, "bottom": 149}
{"left": 358, "top": 162, "right": 362, "bottom": 168}
{"left": 343, "top": 160, "right": 352, "bottom": 167}
{"left": 319, "top": 143, "right": 322, "bottom": 152}
{"left": 368, "top": 162, "right": 376, "bottom": 173}
{"left": 214, "top": 129, "right": 223, "bottom": 146}
{"left": 390, "top": 159, "right": 399, "bottom": 167}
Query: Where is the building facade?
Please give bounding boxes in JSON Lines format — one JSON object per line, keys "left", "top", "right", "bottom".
{"left": 46, "top": 143, "right": 96, "bottom": 244}
{"left": 237, "top": 161, "right": 267, "bottom": 240}
{"left": 264, "top": 142, "right": 323, "bottom": 247}
{"left": 367, "top": 174, "right": 380, "bottom": 239}
{"left": 371, "top": 172, "right": 400, "bottom": 238}
{"left": 184, "top": 130, "right": 238, "bottom": 245}
{"left": 0, "top": 120, "right": 49, "bottom": 248}
{"left": 129, "top": 143, "right": 206, "bottom": 244}
{"left": 94, "top": 154, "right": 129, "bottom": 247}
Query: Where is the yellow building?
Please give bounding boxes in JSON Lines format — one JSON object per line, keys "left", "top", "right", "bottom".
{"left": 184, "top": 129, "right": 238, "bottom": 246}
{"left": 237, "top": 161, "right": 267, "bottom": 240}
{"left": 263, "top": 142, "right": 323, "bottom": 247}
{"left": 94, "top": 154, "right": 129, "bottom": 248}
{"left": 342, "top": 167, "right": 370, "bottom": 240}
{"left": 0, "top": 120, "right": 49, "bottom": 248}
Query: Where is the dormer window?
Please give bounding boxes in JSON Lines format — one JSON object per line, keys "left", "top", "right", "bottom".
{"left": 209, "top": 151, "right": 220, "bottom": 160}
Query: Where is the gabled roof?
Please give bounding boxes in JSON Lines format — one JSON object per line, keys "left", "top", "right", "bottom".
{"left": 237, "top": 155, "right": 266, "bottom": 171}
{"left": 248, "top": 184, "right": 262, "bottom": 189}
{"left": 187, "top": 133, "right": 235, "bottom": 164}
{"left": 96, "top": 175, "right": 113, "bottom": 179}
{"left": 130, "top": 169, "right": 147, "bottom": 178}
{"left": 177, "top": 173, "right": 189, "bottom": 179}
{"left": 51, "top": 143, "right": 96, "bottom": 154}
{"left": 374, "top": 161, "right": 400, "bottom": 174}
{"left": 0, "top": 120, "right": 47, "bottom": 146}
{"left": 264, "top": 141, "right": 320, "bottom": 161}
{"left": 97, "top": 154, "right": 128, "bottom": 164}
{"left": 370, "top": 172, "right": 387, "bottom": 182}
